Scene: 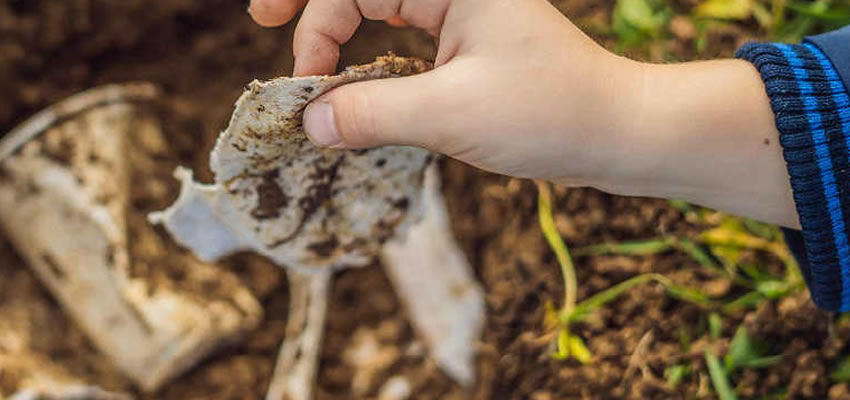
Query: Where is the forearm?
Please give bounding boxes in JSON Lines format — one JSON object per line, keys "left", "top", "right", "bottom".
{"left": 600, "top": 59, "right": 799, "bottom": 228}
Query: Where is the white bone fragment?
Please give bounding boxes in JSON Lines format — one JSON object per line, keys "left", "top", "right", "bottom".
{"left": 0, "top": 261, "right": 133, "bottom": 400}
{"left": 150, "top": 55, "right": 482, "bottom": 399}
{"left": 377, "top": 376, "right": 412, "bottom": 400}
{"left": 150, "top": 55, "right": 434, "bottom": 273}
{"left": 265, "top": 270, "right": 331, "bottom": 400}
{"left": 381, "top": 165, "right": 484, "bottom": 387}
{"left": 0, "top": 84, "right": 263, "bottom": 392}
{"left": 149, "top": 56, "right": 433, "bottom": 400}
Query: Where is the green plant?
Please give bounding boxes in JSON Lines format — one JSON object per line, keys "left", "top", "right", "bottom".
{"left": 831, "top": 356, "right": 850, "bottom": 383}
{"left": 706, "top": 349, "right": 739, "bottom": 400}
{"left": 536, "top": 181, "right": 711, "bottom": 362}
{"left": 665, "top": 364, "right": 690, "bottom": 388}
{"left": 773, "top": 0, "right": 850, "bottom": 42}
{"left": 613, "top": 0, "right": 671, "bottom": 50}
{"left": 537, "top": 180, "right": 587, "bottom": 361}
{"left": 725, "top": 326, "right": 782, "bottom": 371}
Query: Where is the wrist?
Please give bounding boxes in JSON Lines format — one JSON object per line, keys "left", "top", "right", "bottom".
{"left": 569, "top": 55, "right": 652, "bottom": 194}
{"left": 595, "top": 59, "right": 797, "bottom": 227}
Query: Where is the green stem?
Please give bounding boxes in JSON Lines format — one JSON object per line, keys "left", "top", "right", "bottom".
{"left": 564, "top": 273, "right": 712, "bottom": 323}
{"left": 536, "top": 181, "right": 577, "bottom": 314}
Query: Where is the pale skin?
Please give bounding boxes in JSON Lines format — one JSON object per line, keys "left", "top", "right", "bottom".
{"left": 249, "top": 0, "right": 800, "bottom": 229}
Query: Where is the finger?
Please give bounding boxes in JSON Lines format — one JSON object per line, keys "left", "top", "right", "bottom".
{"left": 303, "top": 68, "right": 456, "bottom": 151}
{"left": 398, "top": 0, "right": 448, "bottom": 36}
{"left": 249, "top": 0, "right": 307, "bottom": 27}
{"left": 293, "top": 0, "right": 362, "bottom": 75}
{"left": 355, "top": 0, "right": 401, "bottom": 21}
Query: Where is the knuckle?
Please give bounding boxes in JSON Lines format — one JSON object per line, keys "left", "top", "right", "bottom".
{"left": 398, "top": 0, "right": 445, "bottom": 31}
{"left": 355, "top": 0, "right": 394, "bottom": 20}
{"left": 252, "top": 0, "right": 300, "bottom": 25}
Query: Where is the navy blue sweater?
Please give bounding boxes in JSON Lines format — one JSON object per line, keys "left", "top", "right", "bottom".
{"left": 736, "top": 26, "right": 850, "bottom": 311}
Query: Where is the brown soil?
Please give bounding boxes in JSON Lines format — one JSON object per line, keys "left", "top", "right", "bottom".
{"left": 0, "top": 1, "right": 845, "bottom": 399}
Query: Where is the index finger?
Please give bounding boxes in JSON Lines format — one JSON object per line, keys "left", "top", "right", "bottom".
{"left": 250, "top": 0, "right": 308, "bottom": 27}
{"left": 293, "top": 0, "right": 364, "bottom": 76}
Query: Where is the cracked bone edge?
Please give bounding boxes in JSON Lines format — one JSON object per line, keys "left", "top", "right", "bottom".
{"left": 0, "top": 84, "right": 262, "bottom": 391}
{"left": 380, "top": 165, "right": 485, "bottom": 387}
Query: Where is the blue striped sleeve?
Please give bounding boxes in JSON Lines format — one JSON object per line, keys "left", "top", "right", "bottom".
{"left": 737, "top": 38, "right": 850, "bottom": 312}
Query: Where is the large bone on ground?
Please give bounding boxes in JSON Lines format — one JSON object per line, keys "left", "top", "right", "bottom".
{"left": 0, "top": 257, "right": 131, "bottom": 400}
{"left": 381, "top": 165, "right": 485, "bottom": 387}
{"left": 149, "top": 55, "right": 434, "bottom": 273}
{"left": 0, "top": 84, "right": 263, "bottom": 392}
{"left": 10, "top": 385, "right": 131, "bottom": 400}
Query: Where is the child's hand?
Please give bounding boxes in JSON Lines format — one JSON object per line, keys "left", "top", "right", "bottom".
{"left": 249, "top": 0, "right": 644, "bottom": 186}
{"left": 250, "top": 0, "right": 799, "bottom": 228}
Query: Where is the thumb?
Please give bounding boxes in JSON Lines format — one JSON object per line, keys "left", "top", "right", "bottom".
{"left": 303, "top": 71, "right": 449, "bottom": 150}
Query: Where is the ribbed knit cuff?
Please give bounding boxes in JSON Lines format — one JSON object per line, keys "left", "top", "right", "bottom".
{"left": 737, "top": 42, "right": 850, "bottom": 312}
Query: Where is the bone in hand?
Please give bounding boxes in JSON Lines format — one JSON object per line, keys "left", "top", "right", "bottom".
{"left": 0, "top": 84, "right": 262, "bottom": 392}
{"left": 149, "top": 55, "right": 434, "bottom": 273}
{"left": 150, "top": 55, "right": 487, "bottom": 400}
{"left": 150, "top": 55, "right": 435, "bottom": 400}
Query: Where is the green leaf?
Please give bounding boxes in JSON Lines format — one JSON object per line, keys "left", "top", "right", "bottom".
{"left": 664, "top": 280, "right": 714, "bottom": 305}
{"left": 554, "top": 328, "right": 571, "bottom": 360}
{"left": 612, "top": 0, "right": 669, "bottom": 49}
{"left": 702, "top": 224, "right": 773, "bottom": 250}
{"left": 671, "top": 239, "right": 724, "bottom": 273}
{"left": 678, "top": 326, "right": 692, "bottom": 351}
{"left": 568, "top": 274, "right": 658, "bottom": 322}
{"left": 572, "top": 238, "right": 673, "bottom": 257}
{"left": 706, "top": 349, "right": 739, "bottom": 400}
{"left": 739, "top": 262, "right": 775, "bottom": 283}
{"left": 787, "top": 1, "right": 850, "bottom": 23}
{"left": 665, "top": 364, "right": 690, "bottom": 388}
{"left": 741, "top": 355, "right": 783, "bottom": 369}
{"left": 668, "top": 199, "right": 696, "bottom": 215}
{"left": 742, "top": 218, "right": 780, "bottom": 240}
{"left": 568, "top": 335, "right": 593, "bottom": 364}
{"left": 831, "top": 356, "right": 850, "bottom": 383}
{"left": 709, "top": 312, "right": 723, "bottom": 339}
{"left": 752, "top": 2, "right": 775, "bottom": 28}
{"left": 756, "top": 280, "right": 793, "bottom": 299}
{"left": 567, "top": 274, "right": 712, "bottom": 323}
{"left": 726, "top": 326, "right": 781, "bottom": 371}
{"left": 727, "top": 326, "right": 757, "bottom": 370}
{"left": 617, "top": 0, "right": 667, "bottom": 31}
{"left": 723, "top": 291, "right": 765, "bottom": 313}
{"left": 695, "top": 0, "right": 754, "bottom": 20}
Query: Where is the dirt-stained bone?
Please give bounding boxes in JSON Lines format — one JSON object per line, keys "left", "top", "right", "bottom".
{"left": 151, "top": 55, "right": 434, "bottom": 273}
{"left": 151, "top": 55, "right": 483, "bottom": 400}
{"left": 0, "top": 84, "right": 263, "bottom": 392}
{"left": 151, "top": 55, "right": 435, "bottom": 400}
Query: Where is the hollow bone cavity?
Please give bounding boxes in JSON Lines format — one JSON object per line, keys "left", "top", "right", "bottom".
{"left": 150, "top": 55, "right": 483, "bottom": 399}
